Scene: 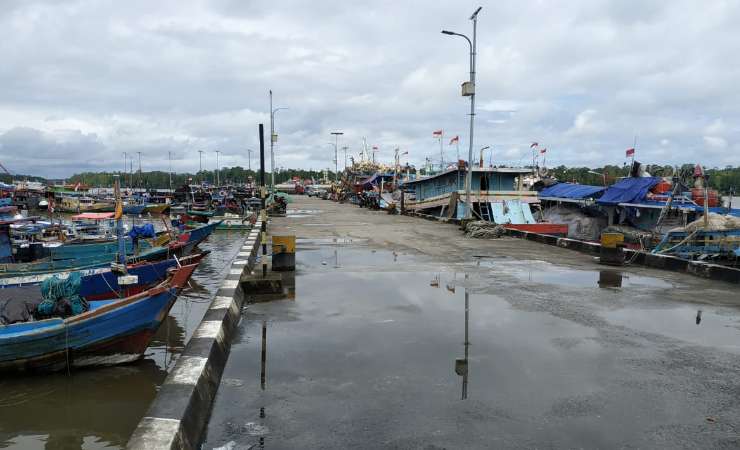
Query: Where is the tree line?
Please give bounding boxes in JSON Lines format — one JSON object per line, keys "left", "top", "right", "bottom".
{"left": 2, "top": 164, "right": 740, "bottom": 195}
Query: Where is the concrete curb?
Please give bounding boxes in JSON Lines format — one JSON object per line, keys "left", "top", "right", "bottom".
{"left": 502, "top": 228, "right": 739, "bottom": 284}
{"left": 400, "top": 209, "right": 739, "bottom": 284}
{"left": 126, "top": 223, "right": 263, "bottom": 450}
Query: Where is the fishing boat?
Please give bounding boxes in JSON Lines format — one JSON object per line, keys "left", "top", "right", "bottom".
{"left": 122, "top": 204, "right": 147, "bottom": 215}
{"left": 143, "top": 203, "right": 169, "bottom": 214}
{"left": 56, "top": 196, "right": 114, "bottom": 213}
{"left": 0, "top": 262, "right": 197, "bottom": 373}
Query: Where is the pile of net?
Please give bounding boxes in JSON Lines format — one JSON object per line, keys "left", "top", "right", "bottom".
{"left": 465, "top": 220, "right": 506, "bottom": 239}
{"left": 38, "top": 272, "right": 89, "bottom": 317}
{"left": 602, "top": 225, "right": 653, "bottom": 245}
{"left": 670, "top": 213, "right": 740, "bottom": 233}
{"left": 541, "top": 204, "right": 606, "bottom": 240}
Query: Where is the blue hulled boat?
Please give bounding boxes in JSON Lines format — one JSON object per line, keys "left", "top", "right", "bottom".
{"left": 0, "top": 263, "right": 197, "bottom": 373}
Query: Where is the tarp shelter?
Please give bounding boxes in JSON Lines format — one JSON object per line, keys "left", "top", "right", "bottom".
{"left": 358, "top": 173, "right": 379, "bottom": 190}
{"left": 596, "top": 177, "right": 661, "bottom": 206}
{"left": 539, "top": 183, "right": 605, "bottom": 199}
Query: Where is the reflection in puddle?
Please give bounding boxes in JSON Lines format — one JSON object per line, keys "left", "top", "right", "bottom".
{"left": 297, "top": 237, "right": 368, "bottom": 246}
{"left": 516, "top": 269, "right": 673, "bottom": 289}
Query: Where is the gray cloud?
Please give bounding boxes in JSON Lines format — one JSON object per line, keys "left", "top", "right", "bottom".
{"left": 1, "top": 0, "right": 739, "bottom": 179}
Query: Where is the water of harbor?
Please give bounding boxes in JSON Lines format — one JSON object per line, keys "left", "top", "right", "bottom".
{"left": 0, "top": 227, "right": 248, "bottom": 450}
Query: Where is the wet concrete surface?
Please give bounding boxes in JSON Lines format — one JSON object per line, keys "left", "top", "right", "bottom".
{"left": 204, "top": 196, "right": 740, "bottom": 450}
{"left": 0, "top": 230, "right": 248, "bottom": 450}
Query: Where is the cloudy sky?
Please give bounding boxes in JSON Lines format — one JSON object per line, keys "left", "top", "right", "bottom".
{"left": 1, "top": 0, "right": 739, "bottom": 179}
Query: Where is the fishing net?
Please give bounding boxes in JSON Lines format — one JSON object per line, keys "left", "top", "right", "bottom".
{"left": 465, "top": 221, "right": 506, "bottom": 239}
{"left": 38, "top": 272, "right": 86, "bottom": 316}
{"left": 671, "top": 213, "right": 740, "bottom": 233}
{"left": 540, "top": 204, "right": 607, "bottom": 240}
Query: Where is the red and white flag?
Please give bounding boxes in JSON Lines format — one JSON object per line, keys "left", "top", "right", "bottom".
{"left": 73, "top": 180, "right": 82, "bottom": 191}
{"left": 563, "top": 168, "right": 568, "bottom": 174}
{"left": 433, "top": 130, "right": 442, "bottom": 136}
{"left": 626, "top": 148, "right": 635, "bottom": 157}
{"left": 530, "top": 142, "right": 539, "bottom": 148}
{"left": 48, "top": 199, "right": 52, "bottom": 212}
{"left": 449, "top": 136, "right": 459, "bottom": 144}
{"left": 372, "top": 146, "right": 378, "bottom": 151}
{"left": 540, "top": 148, "right": 547, "bottom": 154}
{"left": 402, "top": 151, "right": 409, "bottom": 156}
{"left": 359, "top": 152, "right": 363, "bottom": 156}
{"left": 188, "top": 177, "right": 193, "bottom": 180}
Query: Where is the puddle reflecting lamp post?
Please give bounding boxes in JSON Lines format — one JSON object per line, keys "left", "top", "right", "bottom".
{"left": 442, "top": 6, "right": 482, "bottom": 219}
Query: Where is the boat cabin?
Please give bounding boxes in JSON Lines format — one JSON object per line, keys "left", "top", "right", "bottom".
{"left": 404, "top": 167, "right": 538, "bottom": 220}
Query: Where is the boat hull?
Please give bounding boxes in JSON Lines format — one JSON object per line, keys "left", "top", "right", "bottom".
{"left": 0, "top": 264, "right": 197, "bottom": 373}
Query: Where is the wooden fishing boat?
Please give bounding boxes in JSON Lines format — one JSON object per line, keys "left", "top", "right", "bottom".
{"left": 143, "top": 203, "right": 169, "bottom": 214}
{"left": 0, "top": 263, "right": 197, "bottom": 373}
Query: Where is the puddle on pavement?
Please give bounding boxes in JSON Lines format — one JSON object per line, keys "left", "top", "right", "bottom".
{"left": 515, "top": 269, "right": 674, "bottom": 289}
{"left": 602, "top": 307, "right": 740, "bottom": 351}
{"left": 296, "top": 237, "right": 368, "bottom": 245}
{"left": 206, "top": 270, "right": 609, "bottom": 449}
{"left": 297, "top": 248, "right": 413, "bottom": 268}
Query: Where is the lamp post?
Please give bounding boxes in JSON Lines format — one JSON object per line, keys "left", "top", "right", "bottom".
{"left": 327, "top": 142, "right": 337, "bottom": 180}
{"left": 330, "top": 132, "right": 343, "bottom": 182}
{"left": 168, "top": 151, "right": 175, "bottom": 191}
{"left": 122, "top": 152, "right": 131, "bottom": 189}
{"left": 588, "top": 170, "right": 606, "bottom": 187}
{"left": 341, "top": 146, "right": 348, "bottom": 169}
{"left": 269, "top": 90, "right": 289, "bottom": 190}
{"left": 442, "top": 6, "right": 482, "bottom": 219}
{"left": 136, "top": 151, "right": 144, "bottom": 196}
{"left": 198, "top": 150, "right": 204, "bottom": 189}
{"left": 215, "top": 150, "right": 221, "bottom": 187}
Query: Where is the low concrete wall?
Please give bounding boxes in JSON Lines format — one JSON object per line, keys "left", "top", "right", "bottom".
{"left": 126, "top": 223, "right": 263, "bottom": 450}
{"left": 401, "top": 211, "right": 740, "bottom": 284}
{"left": 503, "top": 228, "right": 740, "bottom": 284}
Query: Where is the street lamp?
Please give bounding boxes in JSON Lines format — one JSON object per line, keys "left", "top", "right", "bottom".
{"left": 269, "top": 90, "right": 289, "bottom": 190}
{"left": 442, "top": 6, "right": 482, "bottom": 219}
{"left": 168, "top": 151, "right": 175, "bottom": 191}
{"left": 341, "top": 146, "right": 348, "bottom": 169}
{"left": 588, "top": 170, "right": 606, "bottom": 187}
{"left": 331, "top": 132, "right": 343, "bottom": 182}
{"left": 215, "top": 150, "right": 221, "bottom": 187}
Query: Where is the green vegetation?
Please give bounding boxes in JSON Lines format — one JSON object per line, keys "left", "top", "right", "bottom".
{"left": 2, "top": 164, "right": 740, "bottom": 195}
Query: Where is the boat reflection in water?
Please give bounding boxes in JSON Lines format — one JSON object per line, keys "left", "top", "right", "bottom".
{"left": 0, "top": 359, "right": 168, "bottom": 449}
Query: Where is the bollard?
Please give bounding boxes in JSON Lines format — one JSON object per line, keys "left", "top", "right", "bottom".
{"left": 272, "top": 235, "right": 296, "bottom": 271}
{"left": 600, "top": 232, "right": 626, "bottom": 266}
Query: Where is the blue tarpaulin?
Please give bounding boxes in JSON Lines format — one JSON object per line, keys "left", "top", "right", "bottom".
{"left": 539, "top": 183, "right": 605, "bottom": 199}
{"left": 595, "top": 177, "right": 661, "bottom": 206}
{"left": 125, "top": 223, "right": 156, "bottom": 244}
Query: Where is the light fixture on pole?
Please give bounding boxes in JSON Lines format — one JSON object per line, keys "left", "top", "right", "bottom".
{"left": 269, "top": 90, "right": 289, "bottom": 190}
{"left": 330, "top": 132, "right": 343, "bottom": 182}
{"left": 247, "top": 149, "right": 253, "bottom": 184}
{"left": 442, "top": 6, "right": 482, "bottom": 219}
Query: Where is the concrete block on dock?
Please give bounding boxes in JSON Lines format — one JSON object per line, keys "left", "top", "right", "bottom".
{"left": 240, "top": 271, "right": 284, "bottom": 295}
